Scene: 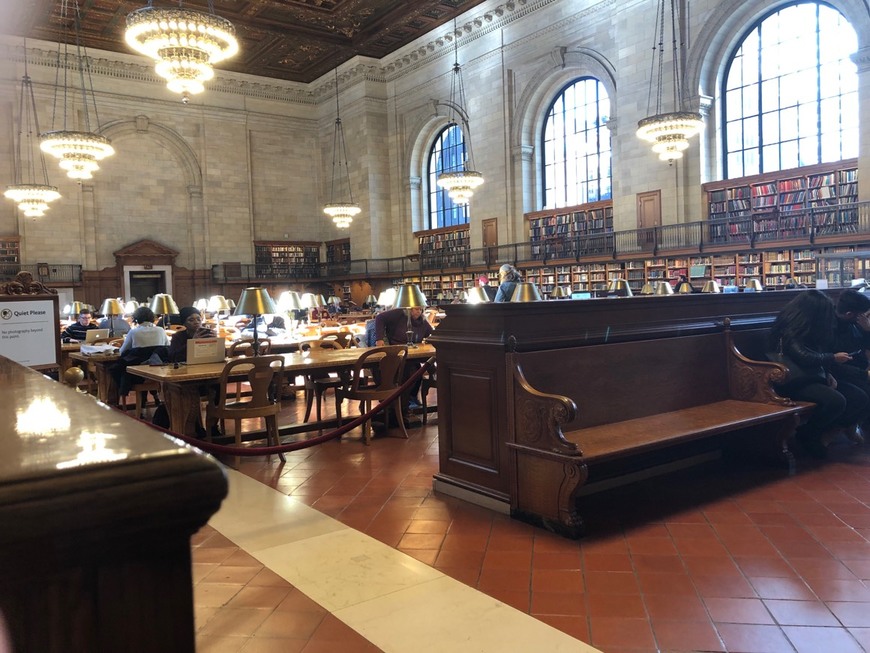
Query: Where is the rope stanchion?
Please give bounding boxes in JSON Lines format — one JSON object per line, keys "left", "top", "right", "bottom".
{"left": 127, "top": 355, "right": 436, "bottom": 458}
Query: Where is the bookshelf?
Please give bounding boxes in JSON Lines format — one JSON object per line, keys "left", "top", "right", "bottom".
{"left": 417, "top": 224, "right": 470, "bottom": 269}
{"left": 253, "top": 241, "right": 319, "bottom": 278}
{"left": 703, "top": 160, "right": 858, "bottom": 243}
{"left": 325, "top": 238, "right": 351, "bottom": 264}
{"left": 527, "top": 200, "right": 613, "bottom": 260}
{"left": 0, "top": 237, "right": 20, "bottom": 266}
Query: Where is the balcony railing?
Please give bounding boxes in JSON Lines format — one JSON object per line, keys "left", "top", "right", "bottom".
{"left": 209, "top": 201, "right": 870, "bottom": 282}
{"left": 0, "top": 263, "right": 82, "bottom": 284}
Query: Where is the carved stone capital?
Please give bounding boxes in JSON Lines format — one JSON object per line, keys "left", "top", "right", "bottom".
{"left": 512, "top": 145, "right": 534, "bottom": 163}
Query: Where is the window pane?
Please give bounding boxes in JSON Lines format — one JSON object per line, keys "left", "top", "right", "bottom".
{"left": 426, "top": 124, "right": 471, "bottom": 229}
{"left": 541, "top": 78, "right": 612, "bottom": 209}
{"left": 722, "top": 3, "right": 858, "bottom": 178}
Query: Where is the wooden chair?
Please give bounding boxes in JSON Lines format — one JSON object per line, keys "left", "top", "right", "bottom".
{"left": 420, "top": 360, "right": 437, "bottom": 424}
{"left": 227, "top": 339, "right": 271, "bottom": 397}
{"left": 322, "top": 331, "right": 353, "bottom": 349}
{"left": 335, "top": 345, "right": 409, "bottom": 445}
{"left": 205, "top": 355, "right": 286, "bottom": 464}
{"left": 301, "top": 339, "right": 344, "bottom": 422}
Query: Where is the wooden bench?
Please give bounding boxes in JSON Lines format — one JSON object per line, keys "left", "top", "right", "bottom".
{"left": 506, "top": 320, "right": 813, "bottom": 538}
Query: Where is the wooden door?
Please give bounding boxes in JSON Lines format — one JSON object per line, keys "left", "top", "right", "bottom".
{"left": 482, "top": 218, "right": 498, "bottom": 266}
{"left": 637, "top": 190, "right": 661, "bottom": 251}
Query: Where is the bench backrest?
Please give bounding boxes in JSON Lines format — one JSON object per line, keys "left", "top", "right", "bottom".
{"left": 513, "top": 331, "right": 734, "bottom": 430}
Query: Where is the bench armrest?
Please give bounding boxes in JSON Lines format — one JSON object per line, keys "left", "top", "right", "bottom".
{"left": 512, "top": 360, "right": 580, "bottom": 455}
{"left": 724, "top": 320, "right": 794, "bottom": 406}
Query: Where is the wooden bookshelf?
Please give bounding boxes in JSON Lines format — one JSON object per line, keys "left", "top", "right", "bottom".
{"left": 253, "top": 241, "right": 319, "bottom": 278}
{"left": 703, "top": 160, "right": 858, "bottom": 244}
{"left": 526, "top": 201, "right": 613, "bottom": 261}
{"left": 325, "top": 238, "right": 350, "bottom": 264}
{"left": 417, "top": 224, "right": 470, "bottom": 269}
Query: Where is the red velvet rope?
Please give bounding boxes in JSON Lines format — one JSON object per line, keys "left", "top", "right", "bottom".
{"left": 124, "top": 356, "right": 435, "bottom": 457}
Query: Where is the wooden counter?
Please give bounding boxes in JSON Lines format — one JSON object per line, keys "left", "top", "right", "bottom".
{"left": 0, "top": 356, "right": 228, "bottom": 653}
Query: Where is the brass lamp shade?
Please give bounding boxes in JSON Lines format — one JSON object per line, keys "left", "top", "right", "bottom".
{"left": 654, "top": 281, "right": 674, "bottom": 296}
{"left": 277, "top": 290, "right": 303, "bottom": 311}
{"left": 549, "top": 286, "right": 569, "bottom": 299}
{"left": 193, "top": 298, "right": 208, "bottom": 311}
{"left": 678, "top": 282, "right": 694, "bottom": 294}
{"left": 744, "top": 279, "right": 764, "bottom": 292}
{"left": 67, "top": 301, "right": 86, "bottom": 317}
{"left": 123, "top": 300, "right": 139, "bottom": 314}
{"left": 236, "top": 287, "right": 278, "bottom": 316}
{"left": 510, "top": 282, "right": 543, "bottom": 302}
{"left": 208, "top": 295, "right": 231, "bottom": 312}
{"left": 99, "top": 298, "right": 124, "bottom": 316}
{"left": 313, "top": 294, "right": 328, "bottom": 307}
{"left": 701, "top": 280, "right": 722, "bottom": 293}
{"left": 607, "top": 278, "right": 633, "bottom": 297}
{"left": 640, "top": 282, "right": 655, "bottom": 295}
{"left": 327, "top": 295, "right": 341, "bottom": 306}
{"left": 149, "top": 293, "right": 179, "bottom": 315}
{"left": 393, "top": 283, "right": 428, "bottom": 309}
{"left": 466, "top": 286, "right": 491, "bottom": 304}
{"left": 364, "top": 294, "right": 378, "bottom": 306}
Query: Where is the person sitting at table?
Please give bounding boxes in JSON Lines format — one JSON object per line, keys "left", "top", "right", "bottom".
{"left": 494, "top": 264, "right": 522, "bottom": 302}
{"left": 168, "top": 306, "right": 216, "bottom": 363}
{"left": 375, "top": 306, "right": 434, "bottom": 421}
{"left": 113, "top": 306, "right": 171, "bottom": 406}
{"left": 98, "top": 314, "right": 130, "bottom": 335}
{"left": 241, "top": 313, "right": 286, "bottom": 337}
{"left": 61, "top": 309, "right": 98, "bottom": 341}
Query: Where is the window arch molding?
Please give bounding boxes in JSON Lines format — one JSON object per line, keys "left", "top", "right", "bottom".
{"left": 510, "top": 47, "right": 617, "bottom": 214}
{"left": 683, "top": 0, "right": 870, "bottom": 179}
{"left": 405, "top": 107, "right": 455, "bottom": 233}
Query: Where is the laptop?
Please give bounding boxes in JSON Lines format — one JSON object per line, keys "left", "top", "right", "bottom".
{"left": 186, "top": 338, "right": 226, "bottom": 365}
{"left": 85, "top": 328, "right": 110, "bottom": 343}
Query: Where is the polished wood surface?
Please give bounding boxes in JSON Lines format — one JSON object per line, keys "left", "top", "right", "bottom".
{"left": 127, "top": 344, "right": 435, "bottom": 436}
{"left": 69, "top": 350, "right": 120, "bottom": 404}
{"left": 0, "top": 355, "right": 227, "bottom": 653}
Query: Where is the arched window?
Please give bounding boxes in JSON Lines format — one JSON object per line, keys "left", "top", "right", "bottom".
{"left": 542, "top": 77, "right": 611, "bottom": 210}
{"left": 427, "top": 124, "right": 470, "bottom": 229}
{"left": 722, "top": 2, "right": 858, "bottom": 178}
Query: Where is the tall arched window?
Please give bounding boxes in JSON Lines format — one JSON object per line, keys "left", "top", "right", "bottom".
{"left": 722, "top": 2, "right": 858, "bottom": 178}
{"left": 542, "top": 77, "right": 611, "bottom": 210}
{"left": 428, "top": 124, "right": 470, "bottom": 229}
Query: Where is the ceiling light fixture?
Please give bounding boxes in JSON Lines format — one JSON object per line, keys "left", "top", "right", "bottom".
{"left": 436, "top": 19, "right": 483, "bottom": 205}
{"left": 4, "top": 41, "right": 61, "bottom": 218}
{"left": 322, "top": 67, "right": 360, "bottom": 229}
{"left": 125, "top": 0, "right": 239, "bottom": 103}
{"left": 40, "top": 0, "right": 114, "bottom": 180}
{"left": 636, "top": 0, "right": 703, "bottom": 163}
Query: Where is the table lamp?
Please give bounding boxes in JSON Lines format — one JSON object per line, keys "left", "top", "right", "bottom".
{"left": 236, "top": 287, "right": 278, "bottom": 356}
{"left": 607, "top": 278, "right": 633, "bottom": 297}
{"left": 364, "top": 294, "right": 378, "bottom": 309}
{"left": 66, "top": 301, "right": 86, "bottom": 319}
{"left": 208, "top": 295, "right": 231, "bottom": 319}
{"left": 194, "top": 298, "right": 208, "bottom": 312}
{"left": 549, "top": 286, "right": 569, "bottom": 299}
{"left": 149, "top": 294, "right": 179, "bottom": 328}
{"left": 678, "top": 281, "right": 694, "bottom": 294}
{"left": 654, "top": 281, "right": 674, "bottom": 296}
{"left": 510, "top": 283, "right": 543, "bottom": 302}
{"left": 701, "top": 280, "right": 722, "bottom": 293}
{"left": 123, "top": 299, "right": 139, "bottom": 314}
{"left": 99, "top": 298, "right": 125, "bottom": 337}
{"left": 466, "top": 286, "right": 491, "bottom": 304}
{"left": 639, "top": 282, "right": 655, "bottom": 295}
{"left": 377, "top": 288, "right": 396, "bottom": 308}
{"left": 393, "top": 283, "right": 427, "bottom": 348}
{"left": 328, "top": 295, "right": 341, "bottom": 306}
{"left": 744, "top": 279, "right": 764, "bottom": 292}
{"left": 277, "top": 290, "right": 303, "bottom": 329}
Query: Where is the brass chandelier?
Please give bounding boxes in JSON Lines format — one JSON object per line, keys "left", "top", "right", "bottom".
{"left": 322, "top": 67, "right": 361, "bottom": 229}
{"left": 5, "top": 43, "right": 61, "bottom": 217}
{"left": 125, "top": 0, "right": 239, "bottom": 103}
{"left": 636, "top": 0, "right": 703, "bottom": 162}
{"left": 436, "top": 20, "right": 483, "bottom": 205}
{"left": 39, "top": 0, "right": 114, "bottom": 180}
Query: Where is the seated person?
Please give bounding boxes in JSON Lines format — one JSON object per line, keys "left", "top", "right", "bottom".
{"left": 98, "top": 314, "right": 131, "bottom": 335}
{"left": 168, "top": 307, "right": 216, "bottom": 363}
{"left": 62, "top": 309, "right": 98, "bottom": 341}
{"left": 494, "top": 264, "right": 522, "bottom": 302}
{"left": 375, "top": 306, "right": 434, "bottom": 419}
{"left": 241, "top": 313, "right": 286, "bottom": 337}
{"left": 112, "top": 306, "right": 171, "bottom": 398}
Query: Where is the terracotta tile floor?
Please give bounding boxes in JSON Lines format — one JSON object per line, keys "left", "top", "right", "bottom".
{"left": 192, "top": 391, "right": 870, "bottom": 652}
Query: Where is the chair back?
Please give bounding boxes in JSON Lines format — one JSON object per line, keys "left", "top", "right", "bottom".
{"left": 302, "top": 338, "right": 341, "bottom": 352}
{"left": 322, "top": 331, "right": 353, "bottom": 349}
{"left": 348, "top": 345, "right": 408, "bottom": 393}
{"left": 215, "top": 355, "right": 284, "bottom": 409}
{"left": 228, "top": 338, "right": 271, "bottom": 357}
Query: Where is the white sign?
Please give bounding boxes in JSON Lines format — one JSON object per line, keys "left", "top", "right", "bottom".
{"left": 0, "top": 297, "right": 60, "bottom": 368}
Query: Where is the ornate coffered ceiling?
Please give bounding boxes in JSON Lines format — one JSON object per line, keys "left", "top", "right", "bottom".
{"left": 3, "top": 0, "right": 490, "bottom": 84}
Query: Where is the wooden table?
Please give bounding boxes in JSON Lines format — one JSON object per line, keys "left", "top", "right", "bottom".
{"left": 128, "top": 344, "right": 436, "bottom": 437}
{"left": 69, "top": 350, "right": 120, "bottom": 404}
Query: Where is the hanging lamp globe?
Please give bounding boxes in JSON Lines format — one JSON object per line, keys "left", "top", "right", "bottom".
{"left": 39, "top": 131, "right": 115, "bottom": 180}
{"left": 636, "top": 111, "right": 704, "bottom": 162}
{"left": 436, "top": 169, "right": 484, "bottom": 205}
{"left": 323, "top": 202, "right": 361, "bottom": 229}
{"left": 125, "top": 5, "right": 239, "bottom": 102}
{"left": 4, "top": 184, "right": 61, "bottom": 217}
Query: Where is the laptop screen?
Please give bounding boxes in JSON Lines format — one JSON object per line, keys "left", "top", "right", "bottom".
{"left": 186, "top": 338, "right": 226, "bottom": 365}
{"left": 85, "top": 329, "right": 110, "bottom": 343}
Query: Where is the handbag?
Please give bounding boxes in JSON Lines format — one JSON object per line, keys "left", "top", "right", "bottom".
{"left": 767, "top": 338, "right": 827, "bottom": 386}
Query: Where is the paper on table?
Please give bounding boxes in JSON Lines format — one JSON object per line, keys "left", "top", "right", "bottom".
{"left": 80, "top": 343, "right": 118, "bottom": 355}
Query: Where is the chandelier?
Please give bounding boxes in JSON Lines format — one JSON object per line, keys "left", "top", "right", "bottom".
{"left": 636, "top": 0, "right": 703, "bottom": 162}
{"left": 436, "top": 20, "right": 483, "bottom": 205}
{"left": 40, "top": 0, "right": 114, "bottom": 180}
{"left": 5, "top": 43, "right": 61, "bottom": 217}
{"left": 323, "top": 67, "right": 361, "bottom": 229}
{"left": 125, "top": 1, "right": 239, "bottom": 103}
